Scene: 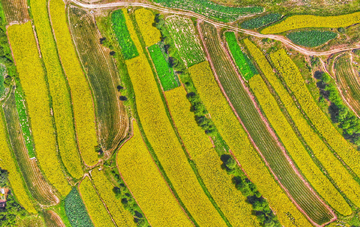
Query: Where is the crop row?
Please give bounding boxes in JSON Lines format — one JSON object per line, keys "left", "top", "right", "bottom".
{"left": 148, "top": 43, "right": 179, "bottom": 91}
{"left": 8, "top": 22, "right": 71, "bottom": 196}
{"left": 111, "top": 10, "right": 139, "bottom": 60}
{"left": 135, "top": 8, "right": 161, "bottom": 47}
{"left": 286, "top": 30, "right": 337, "bottom": 47}
{"left": 154, "top": 0, "right": 263, "bottom": 22}
{"left": 224, "top": 32, "right": 257, "bottom": 80}
{"left": 165, "top": 86, "right": 257, "bottom": 226}
{"left": 120, "top": 10, "right": 226, "bottom": 226}
{"left": 165, "top": 15, "right": 205, "bottom": 67}
{"left": 261, "top": 12, "right": 360, "bottom": 34}
{"left": 49, "top": 0, "right": 99, "bottom": 167}
{"left": 249, "top": 74, "right": 352, "bottom": 215}
{"left": 200, "top": 22, "right": 334, "bottom": 225}
{"left": 243, "top": 39, "right": 359, "bottom": 212}
{"left": 0, "top": 110, "right": 36, "bottom": 213}
{"left": 188, "top": 61, "right": 311, "bottom": 227}
{"left": 117, "top": 120, "right": 191, "bottom": 226}
{"left": 270, "top": 49, "right": 360, "bottom": 179}
{"left": 31, "top": 0, "right": 83, "bottom": 179}
{"left": 79, "top": 177, "right": 115, "bottom": 226}
{"left": 65, "top": 187, "right": 94, "bottom": 227}
{"left": 91, "top": 169, "right": 135, "bottom": 227}
{"left": 240, "top": 13, "right": 282, "bottom": 29}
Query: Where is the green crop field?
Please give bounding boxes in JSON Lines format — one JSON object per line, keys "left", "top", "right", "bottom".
{"left": 149, "top": 43, "right": 180, "bottom": 91}
{"left": 2, "top": 0, "right": 360, "bottom": 226}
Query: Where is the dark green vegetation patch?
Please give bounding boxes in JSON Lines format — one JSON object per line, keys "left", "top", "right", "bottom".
{"left": 111, "top": 10, "right": 138, "bottom": 60}
{"left": 154, "top": 0, "right": 263, "bottom": 22}
{"left": 286, "top": 30, "right": 337, "bottom": 47}
{"left": 240, "top": 13, "right": 282, "bottom": 29}
{"left": 225, "top": 32, "right": 257, "bottom": 80}
{"left": 149, "top": 43, "right": 179, "bottom": 91}
{"left": 65, "top": 188, "right": 94, "bottom": 227}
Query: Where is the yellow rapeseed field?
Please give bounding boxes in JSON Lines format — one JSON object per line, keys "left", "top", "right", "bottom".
{"left": 189, "top": 61, "right": 311, "bottom": 227}
{"left": 165, "top": 86, "right": 258, "bottom": 226}
{"left": 79, "top": 177, "right": 115, "bottom": 227}
{"left": 8, "top": 22, "right": 71, "bottom": 196}
{"left": 135, "top": 8, "right": 161, "bottom": 46}
{"left": 30, "top": 0, "right": 83, "bottom": 179}
{"left": 50, "top": 0, "right": 98, "bottom": 166}
{"left": 91, "top": 169, "right": 135, "bottom": 227}
{"left": 123, "top": 9, "right": 143, "bottom": 52}
{"left": 268, "top": 48, "right": 360, "bottom": 209}
{"left": 126, "top": 54, "right": 226, "bottom": 227}
{"left": 249, "top": 74, "right": 352, "bottom": 215}
{"left": 243, "top": 39, "right": 358, "bottom": 212}
{"left": 116, "top": 120, "right": 192, "bottom": 227}
{"left": 0, "top": 114, "right": 36, "bottom": 213}
{"left": 261, "top": 12, "right": 360, "bottom": 34}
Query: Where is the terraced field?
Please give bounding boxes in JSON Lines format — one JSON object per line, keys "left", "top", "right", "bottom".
{"left": 199, "top": 21, "right": 334, "bottom": 225}
{"left": 49, "top": 0, "right": 99, "bottom": 167}
{"left": 335, "top": 53, "right": 360, "bottom": 115}
{"left": 3, "top": 90, "right": 59, "bottom": 206}
{"left": 8, "top": 21, "right": 71, "bottom": 197}
{"left": 117, "top": 120, "right": 192, "bottom": 227}
{"left": 165, "top": 15, "right": 206, "bottom": 67}
{"left": 243, "top": 39, "right": 360, "bottom": 211}
{"left": 165, "top": 86, "right": 258, "bottom": 226}
{"left": 69, "top": 6, "right": 129, "bottom": 152}
{"left": 30, "top": 0, "right": 83, "bottom": 179}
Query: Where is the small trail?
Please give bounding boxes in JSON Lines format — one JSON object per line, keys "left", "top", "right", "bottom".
{"left": 70, "top": 0, "right": 360, "bottom": 57}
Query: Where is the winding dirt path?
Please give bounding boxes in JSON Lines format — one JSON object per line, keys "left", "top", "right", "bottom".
{"left": 70, "top": 0, "right": 360, "bottom": 57}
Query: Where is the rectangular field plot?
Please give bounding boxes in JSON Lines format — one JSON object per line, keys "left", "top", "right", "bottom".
{"left": 8, "top": 22, "right": 71, "bottom": 196}
{"left": 79, "top": 177, "right": 115, "bottom": 227}
{"left": 49, "top": 0, "right": 99, "bottom": 166}
{"left": 249, "top": 74, "right": 352, "bottom": 215}
{"left": 111, "top": 9, "right": 139, "bottom": 60}
{"left": 149, "top": 43, "right": 180, "bottom": 91}
{"left": 0, "top": 0, "right": 29, "bottom": 23}
{"left": 165, "top": 15, "right": 205, "bottom": 67}
{"left": 199, "top": 22, "right": 334, "bottom": 225}
{"left": 31, "top": 0, "right": 83, "bottom": 179}
{"left": 154, "top": 0, "right": 263, "bottom": 22}
{"left": 165, "top": 86, "right": 257, "bottom": 226}
{"left": 225, "top": 32, "right": 257, "bottom": 80}
{"left": 69, "top": 6, "right": 129, "bottom": 152}
{"left": 116, "top": 120, "right": 192, "bottom": 227}
{"left": 90, "top": 170, "right": 135, "bottom": 227}
{"left": 65, "top": 188, "right": 94, "bottom": 227}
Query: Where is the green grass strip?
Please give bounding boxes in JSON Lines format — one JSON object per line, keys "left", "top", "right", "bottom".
{"left": 225, "top": 32, "right": 257, "bottom": 80}
{"left": 148, "top": 43, "right": 179, "bottom": 91}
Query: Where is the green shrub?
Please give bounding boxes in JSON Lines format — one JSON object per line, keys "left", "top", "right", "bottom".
{"left": 65, "top": 188, "right": 94, "bottom": 227}
{"left": 286, "top": 30, "right": 337, "bottom": 47}
{"left": 240, "top": 14, "right": 282, "bottom": 29}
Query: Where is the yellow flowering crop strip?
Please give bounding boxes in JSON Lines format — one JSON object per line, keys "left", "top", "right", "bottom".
{"left": 117, "top": 120, "right": 192, "bottom": 227}
{"left": 165, "top": 86, "right": 257, "bottom": 226}
{"left": 79, "top": 177, "right": 115, "bottom": 227}
{"left": 122, "top": 9, "right": 143, "bottom": 53}
{"left": 249, "top": 74, "right": 352, "bottom": 215}
{"left": 189, "top": 61, "right": 311, "bottom": 227}
{"left": 135, "top": 8, "right": 161, "bottom": 47}
{"left": 271, "top": 50, "right": 360, "bottom": 177}
{"left": 0, "top": 113, "right": 36, "bottom": 213}
{"left": 49, "top": 0, "right": 98, "bottom": 166}
{"left": 8, "top": 22, "right": 71, "bottom": 196}
{"left": 243, "top": 39, "right": 360, "bottom": 211}
{"left": 261, "top": 12, "right": 360, "bottom": 34}
{"left": 30, "top": 0, "right": 83, "bottom": 179}
{"left": 91, "top": 169, "right": 135, "bottom": 227}
{"left": 122, "top": 9, "right": 226, "bottom": 226}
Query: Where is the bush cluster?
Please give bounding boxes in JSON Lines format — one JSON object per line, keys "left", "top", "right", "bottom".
{"left": 318, "top": 73, "right": 360, "bottom": 145}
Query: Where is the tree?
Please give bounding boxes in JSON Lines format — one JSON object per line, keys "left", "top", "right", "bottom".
{"left": 119, "top": 96, "right": 128, "bottom": 101}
